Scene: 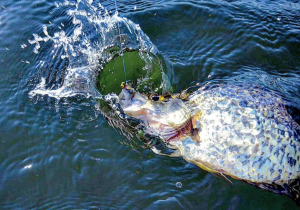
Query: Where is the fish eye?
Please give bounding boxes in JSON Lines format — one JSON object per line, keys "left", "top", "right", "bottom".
{"left": 151, "top": 95, "right": 160, "bottom": 101}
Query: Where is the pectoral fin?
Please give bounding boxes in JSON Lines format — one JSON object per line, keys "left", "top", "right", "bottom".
{"left": 191, "top": 111, "right": 202, "bottom": 142}
{"left": 191, "top": 111, "right": 202, "bottom": 129}
{"left": 214, "top": 173, "right": 233, "bottom": 185}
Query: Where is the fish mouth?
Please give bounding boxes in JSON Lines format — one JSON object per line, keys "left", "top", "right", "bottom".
{"left": 118, "top": 84, "right": 194, "bottom": 145}
{"left": 118, "top": 87, "right": 148, "bottom": 117}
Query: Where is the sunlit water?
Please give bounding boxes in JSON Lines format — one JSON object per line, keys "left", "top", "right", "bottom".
{"left": 1, "top": 0, "right": 300, "bottom": 209}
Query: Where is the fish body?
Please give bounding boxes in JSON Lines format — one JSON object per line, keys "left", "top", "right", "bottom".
{"left": 118, "top": 83, "right": 300, "bottom": 201}
{"left": 172, "top": 84, "right": 300, "bottom": 184}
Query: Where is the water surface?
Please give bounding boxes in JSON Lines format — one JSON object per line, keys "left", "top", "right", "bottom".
{"left": 0, "top": 0, "right": 300, "bottom": 209}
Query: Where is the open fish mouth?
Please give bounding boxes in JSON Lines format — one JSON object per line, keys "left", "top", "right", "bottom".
{"left": 118, "top": 83, "right": 192, "bottom": 142}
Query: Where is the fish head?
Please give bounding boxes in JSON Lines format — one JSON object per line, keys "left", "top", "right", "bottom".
{"left": 118, "top": 84, "right": 191, "bottom": 141}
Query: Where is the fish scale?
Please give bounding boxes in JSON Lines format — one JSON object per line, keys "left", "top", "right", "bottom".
{"left": 170, "top": 84, "right": 300, "bottom": 186}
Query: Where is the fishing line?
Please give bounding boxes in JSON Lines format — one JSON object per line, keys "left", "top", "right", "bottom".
{"left": 114, "top": 0, "right": 127, "bottom": 83}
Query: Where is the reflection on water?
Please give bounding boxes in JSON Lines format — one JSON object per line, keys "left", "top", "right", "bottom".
{"left": 0, "top": 0, "right": 300, "bottom": 209}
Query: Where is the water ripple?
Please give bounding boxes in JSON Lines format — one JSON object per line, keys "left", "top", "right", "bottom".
{"left": 0, "top": 0, "right": 300, "bottom": 209}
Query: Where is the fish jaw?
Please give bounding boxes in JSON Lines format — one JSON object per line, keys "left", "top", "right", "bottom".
{"left": 118, "top": 88, "right": 192, "bottom": 140}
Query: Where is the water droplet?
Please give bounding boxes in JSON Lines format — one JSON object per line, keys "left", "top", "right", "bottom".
{"left": 24, "top": 164, "right": 32, "bottom": 169}
{"left": 175, "top": 182, "right": 182, "bottom": 188}
{"left": 21, "top": 44, "right": 27, "bottom": 49}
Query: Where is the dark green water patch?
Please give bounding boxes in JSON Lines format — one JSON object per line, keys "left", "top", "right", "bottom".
{"left": 97, "top": 49, "right": 166, "bottom": 95}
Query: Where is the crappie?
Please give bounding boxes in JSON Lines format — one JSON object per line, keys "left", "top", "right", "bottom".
{"left": 118, "top": 83, "right": 300, "bottom": 203}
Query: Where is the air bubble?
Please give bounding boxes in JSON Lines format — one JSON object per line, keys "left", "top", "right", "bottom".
{"left": 175, "top": 182, "right": 182, "bottom": 188}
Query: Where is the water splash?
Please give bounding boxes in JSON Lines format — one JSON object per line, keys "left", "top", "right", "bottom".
{"left": 28, "top": 0, "right": 168, "bottom": 100}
